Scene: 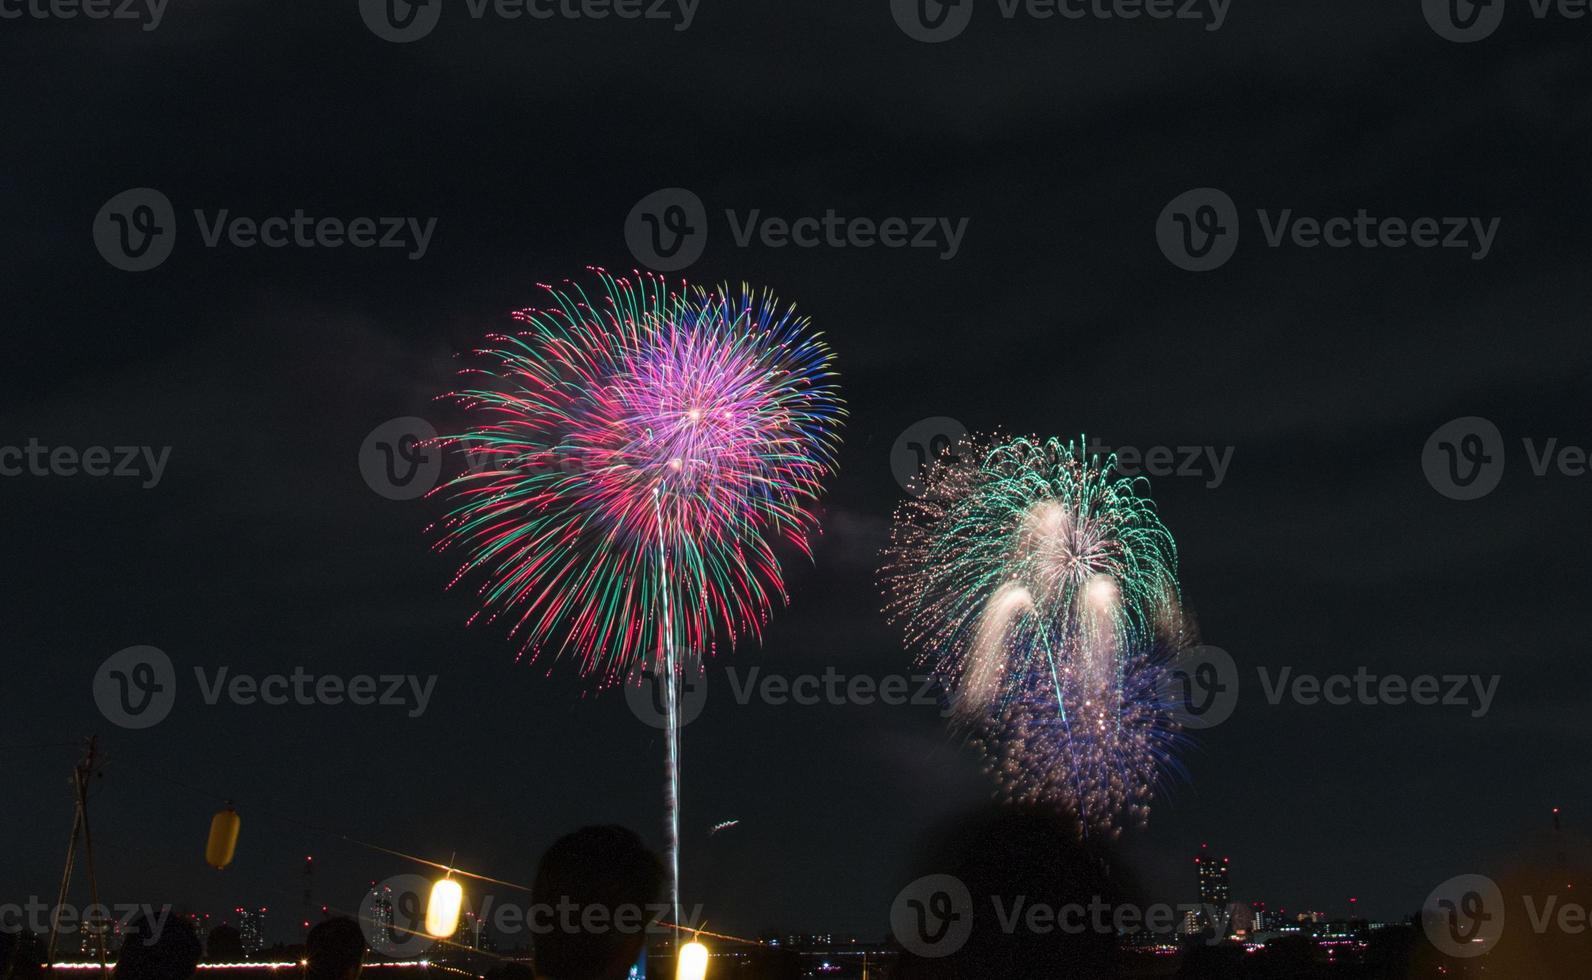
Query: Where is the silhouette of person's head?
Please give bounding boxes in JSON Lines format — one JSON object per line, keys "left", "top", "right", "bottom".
{"left": 531, "top": 826, "right": 664, "bottom": 980}
{"left": 202, "top": 925, "right": 243, "bottom": 963}
{"left": 114, "top": 915, "right": 202, "bottom": 980}
{"left": 893, "top": 803, "right": 1132, "bottom": 979}
{"left": 304, "top": 918, "right": 366, "bottom": 980}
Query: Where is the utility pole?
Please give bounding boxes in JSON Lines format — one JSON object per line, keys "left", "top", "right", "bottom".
{"left": 46, "top": 736, "right": 108, "bottom": 974}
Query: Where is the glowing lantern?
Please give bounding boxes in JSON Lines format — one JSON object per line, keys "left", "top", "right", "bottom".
{"left": 677, "top": 940, "right": 709, "bottom": 980}
{"left": 426, "top": 877, "right": 463, "bottom": 939}
{"left": 206, "top": 806, "right": 241, "bottom": 870}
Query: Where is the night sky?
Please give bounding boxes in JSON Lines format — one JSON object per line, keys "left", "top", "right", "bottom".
{"left": 3, "top": 0, "right": 1591, "bottom": 945}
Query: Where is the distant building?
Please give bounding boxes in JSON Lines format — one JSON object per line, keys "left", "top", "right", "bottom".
{"left": 453, "top": 910, "right": 496, "bottom": 951}
{"left": 1193, "top": 844, "right": 1232, "bottom": 936}
{"left": 79, "top": 909, "right": 119, "bottom": 957}
{"left": 183, "top": 913, "right": 212, "bottom": 951}
{"left": 235, "top": 907, "right": 268, "bottom": 955}
{"left": 369, "top": 883, "right": 396, "bottom": 952}
{"left": 1195, "top": 844, "right": 1231, "bottom": 908}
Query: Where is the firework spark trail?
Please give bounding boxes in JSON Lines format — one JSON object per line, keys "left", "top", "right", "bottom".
{"left": 653, "top": 486, "right": 681, "bottom": 935}
{"left": 881, "top": 435, "right": 1189, "bottom": 836}
{"left": 433, "top": 269, "right": 844, "bottom": 928}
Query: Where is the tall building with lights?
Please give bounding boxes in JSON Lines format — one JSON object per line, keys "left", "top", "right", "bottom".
{"left": 1250, "top": 901, "right": 1274, "bottom": 932}
{"left": 369, "top": 883, "right": 396, "bottom": 952}
{"left": 235, "top": 908, "right": 267, "bottom": 956}
{"left": 79, "top": 909, "right": 119, "bottom": 957}
{"left": 1194, "top": 844, "right": 1231, "bottom": 935}
{"left": 1195, "top": 844, "right": 1230, "bottom": 906}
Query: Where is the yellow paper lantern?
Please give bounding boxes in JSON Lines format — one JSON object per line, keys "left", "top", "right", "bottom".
{"left": 426, "top": 877, "right": 463, "bottom": 939}
{"left": 677, "top": 940, "right": 709, "bottom": 980}
{"left": 206, "top": 807, "right": 241, "bottom": 870}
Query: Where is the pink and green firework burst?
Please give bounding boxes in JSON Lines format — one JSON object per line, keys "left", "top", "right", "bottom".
{"left": 431, "top": 271, "right": 845, "bottom": 684}
{"left": 881, "top": 435, "right": 1191, "bottom": 836}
